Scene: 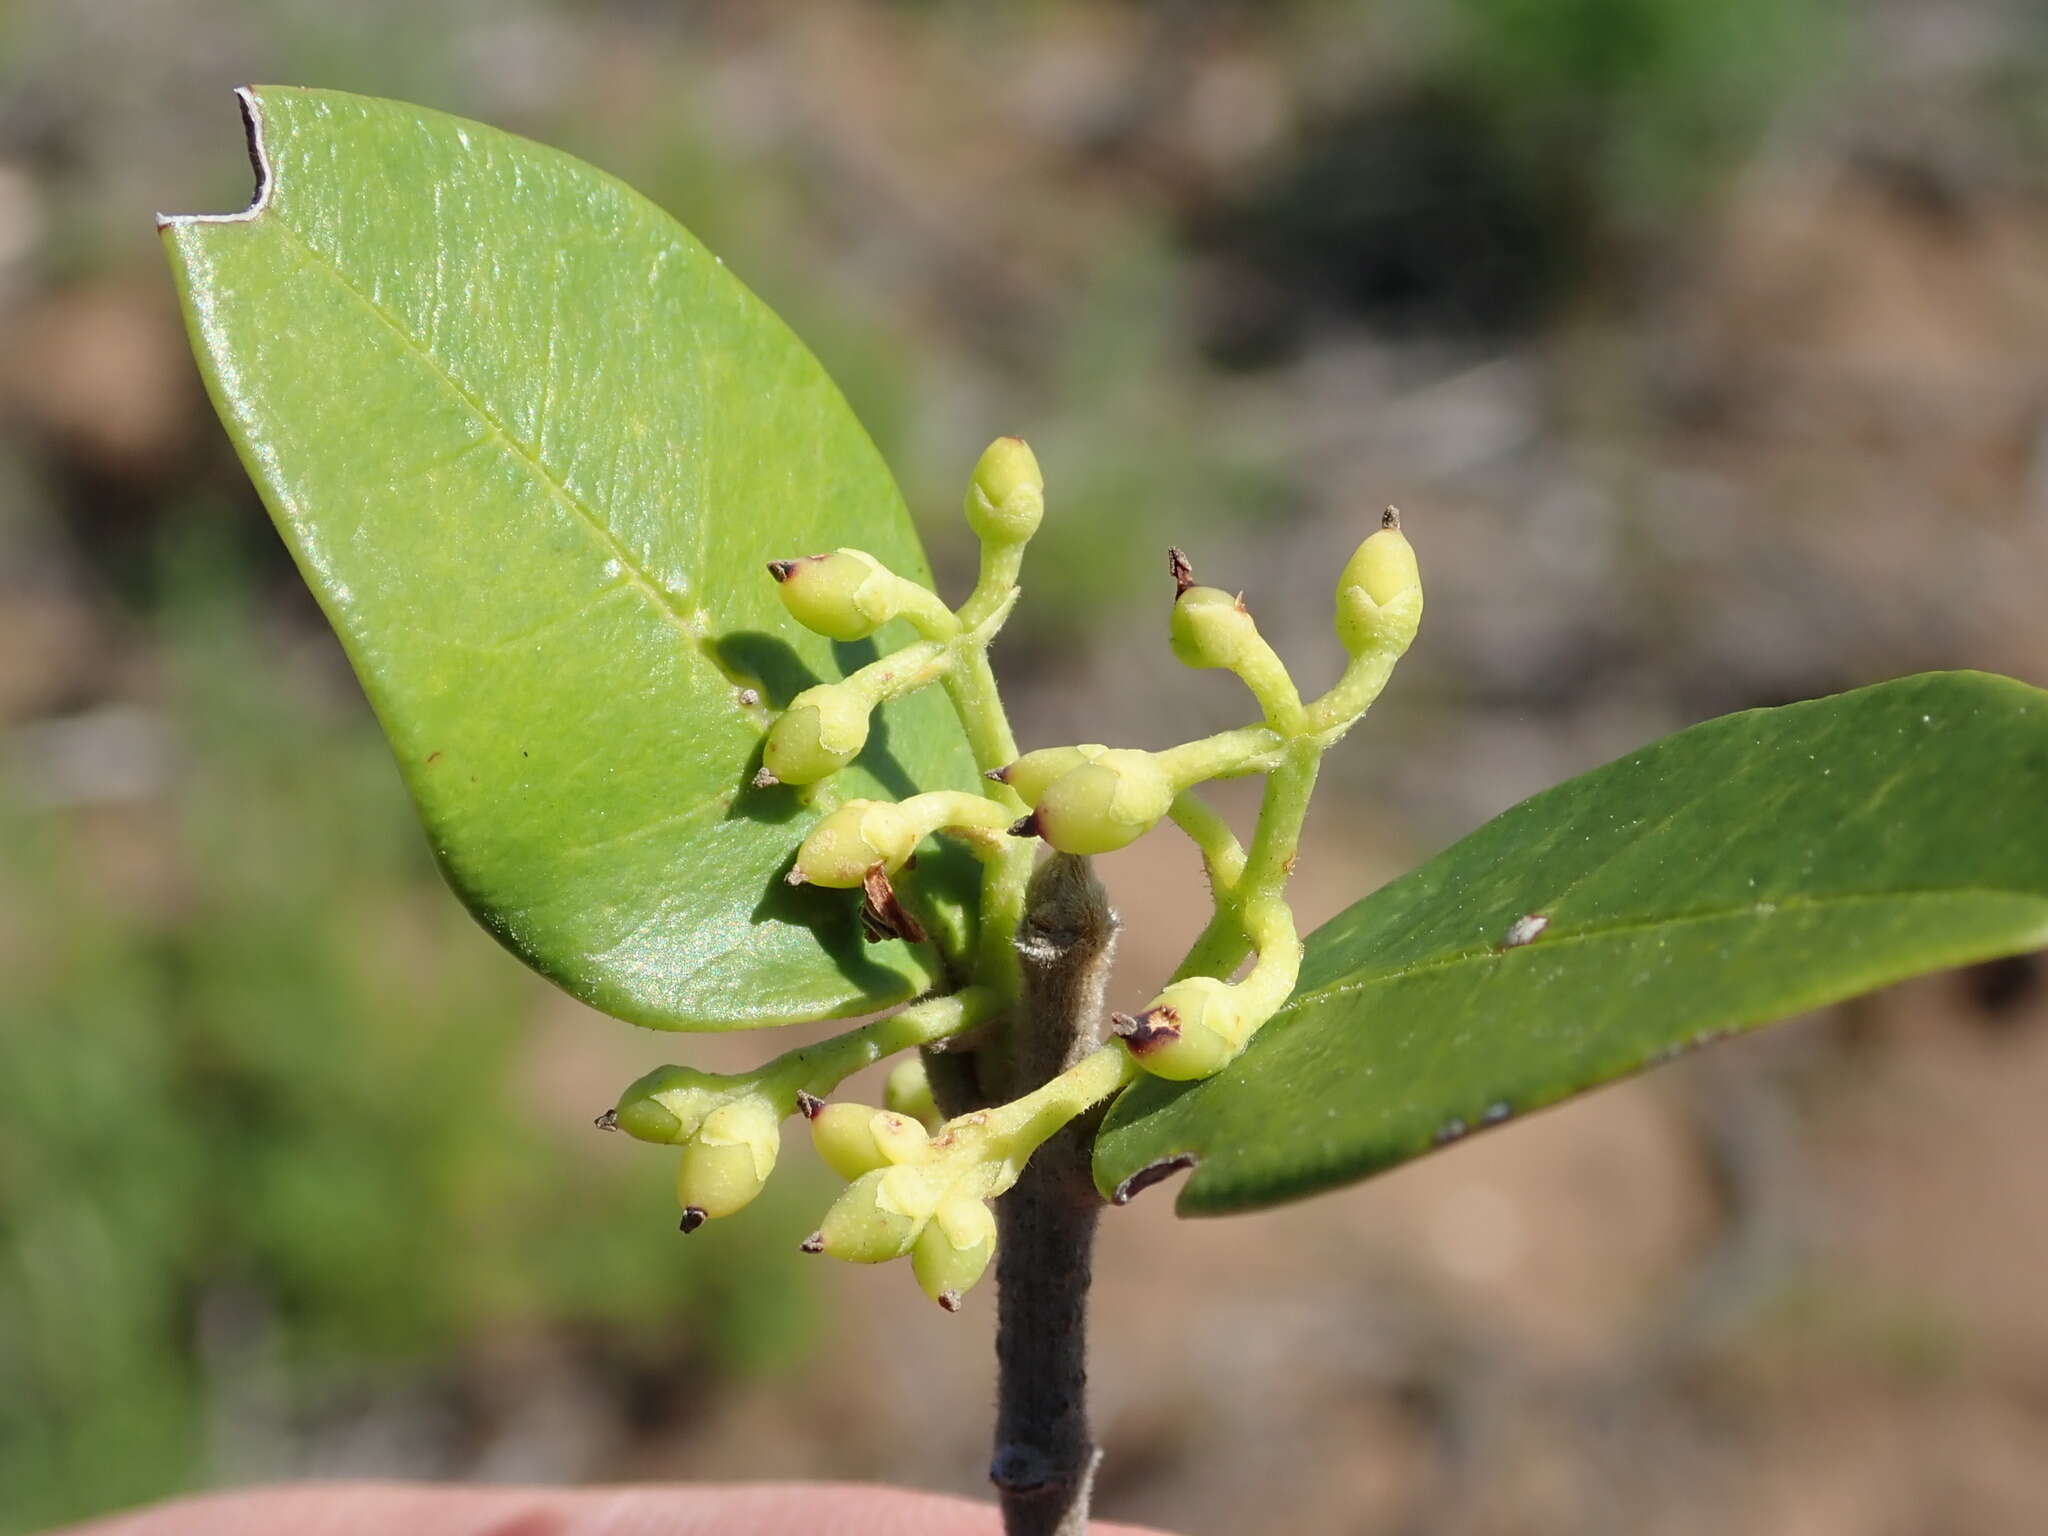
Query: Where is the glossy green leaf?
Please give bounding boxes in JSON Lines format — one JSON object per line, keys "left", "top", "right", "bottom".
{"left": 162, "top": 88, "right": 977, "bottom": 1030}
{"left": 1096, "top": 671, "right": 2048, "bottom": 1213}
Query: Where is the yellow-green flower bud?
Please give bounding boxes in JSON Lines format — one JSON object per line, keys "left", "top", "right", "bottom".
{"left": 611, "top": 1065, "right": 726, "bottom": 1145}
{"left": 1030, "top": 749, "right": 1176, "bottom": 855}
{"left": 791, "top": 799, "right": 919, "bottom": 888}
{"left": 1335, "top": 514, "right": 1422, "bottom": 657}
{"left": 810, "top": 1102, "right": 889, "bottom": 1180}
{"left": 1170, "top": 586, "right": 1262, "bottom": 672}
{"left": 869, "top": 1108, "right": 930, "bottom": 1166}
{"left": 1341, "top": 517, "right": 1420, "bottom": 605}
{"left": 963, "top": 437, "right": 1045, "bottom": 545}
{"left": 816, "top": 1164, "right": 933, "bottom": 1263}
{"left": 677, "top": 1095, "right": 782, "bottom": 1220}
{"left": 763, "top": 683, "right": 871, "bottom": 785}
{"left": 1116, "top": 975, "right": 1253, "bottom": 1081}
{"left": 912, "top": 1194, "right": 997, "bottom": 1309}
{"left": 993, "top": 743, "right": 1107, "bottom": 807}
{"left": 1335, "top": 586, "right": 1421, "bottom": 659}
{"left": 810, "top": 1103, "right": 930, "bottom": 1181}
{"left": 769, "top": 549, "right": 900, "bottom": 642}
{"left": 884, "top": 1055, "right": 940, "bottom": 1130}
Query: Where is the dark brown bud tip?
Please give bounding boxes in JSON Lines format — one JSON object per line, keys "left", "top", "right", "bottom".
{"left": 766, "top": 559, "right": 796, "bottom": 583}
{"left": 799, "top": 1232, "right": 825, "bottom": 1255}
{"left": 754, "top": 766, "right": 780, "bottom": 789}
{"left": 1381, "top": 506, "right": 1401, "bottom": 531}
{"left": 984, "top": 765, "right": 1011, "bottom": 783}
{"left": 1168, "top": 545, "right": 1195, "bottom": 596}
{"left": 593, "top": 1108, "right": 620, "bottom": 1132}
{"left": 1008, "top": 812, "right": 1042, "bottom": 839}
{"left": 937, "top": 1290, "right": 963, "bottom": 1313}
{"left": 795, "top": 1089, "right": 825, "bottom": 1120}
{"left": 1114, "top": 1005, "right": 1182, "bottom": 1054}
{"left": 678, "top": 1207, "right": 707, "bottom": 1235}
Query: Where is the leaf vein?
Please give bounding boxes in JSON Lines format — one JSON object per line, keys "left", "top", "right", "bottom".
{"left": 1291, "top": 885, "right": 2048, "bottom": 1011}
{"left": 267, "top": 217, "right": 718, "bottom": 652}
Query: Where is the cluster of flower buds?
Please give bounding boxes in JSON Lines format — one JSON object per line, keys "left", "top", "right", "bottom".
{"left": 756, "top": 438, "right": 1041, "bottom": 800}
{"left": 603, "top": 440, "right": 1427, "bottom": 1312}
{"left": 600, "top": 989, "right": 994, "bottom": 1237}
{"left": 605, "top": 1065, "right": 790, "bottom": 1230}
{"left": 793, "top": 1037, "right": 1137, "bottom": 1306}
{"left": 805, "top": 1101, "right": 1002, "bottom": 1309}
{"left": 989, "top": 520, "right": 1419, "bottom": 866}
{"left": 1000, "top": 515, "right": 1419, "bottom": 1080}
{"left": 594, "top": 440, "right": 1055, "bottom": 1281}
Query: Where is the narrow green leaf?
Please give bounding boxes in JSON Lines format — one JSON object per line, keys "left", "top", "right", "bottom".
{"left": 1096, "top": 671, "right": 2048, "bottom": 1213}
{"left": 162, "top": 88, "right": 977, "bottom": 1030}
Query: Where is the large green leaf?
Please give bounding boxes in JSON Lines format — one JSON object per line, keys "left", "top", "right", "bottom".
{"left": 162, "top": 87, "right": 977, "bottom": 1030}
{"left": 1096, "top": 671, "right": 2048, "bottom": 1213}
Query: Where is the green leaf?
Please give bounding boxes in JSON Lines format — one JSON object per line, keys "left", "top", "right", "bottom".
{"left": 162, "top": 88, "right": 977, "bottom": 1030}
{"left": 1096, "top": 671, "right": 2048, "bottom": 1213}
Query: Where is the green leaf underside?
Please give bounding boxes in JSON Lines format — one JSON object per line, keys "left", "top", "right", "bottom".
{"left": 162, "top": 87, "right": 977, "bottom": 1029}
{"left": 1096, "top": 671, "right": 2048, "bottom": 1215}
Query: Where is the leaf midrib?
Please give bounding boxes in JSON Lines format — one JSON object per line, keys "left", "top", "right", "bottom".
{"left": 258, "top": 214, "right": 868, "bottom": 841}
{"left": 1294, "top": 883, "right": 2048, "bottom": 1011}
{"left": 268, "top": 216, "right": 726, "bottom": 669}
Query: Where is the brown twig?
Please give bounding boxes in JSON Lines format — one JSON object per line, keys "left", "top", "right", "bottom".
{"left": 990, "top": 854, "right": 1119, "bottom": 1535}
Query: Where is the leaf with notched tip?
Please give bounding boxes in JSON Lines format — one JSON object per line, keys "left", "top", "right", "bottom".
{"left": 163, "top": 87, "right": 977, "bottom": 1029}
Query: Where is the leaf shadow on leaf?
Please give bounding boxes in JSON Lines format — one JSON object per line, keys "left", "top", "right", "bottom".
{"left": 704, "top": 629, "right": 950, "bottom": 995}
{"left": 711, "top": 630, "right": 822, "bottom": 710}
{"left": 729, "top": 759, "right": 807, "bottom": 826}
{"left": 848, "top": 701, "right": 921, "bottom": 803}
{"left": 827, "top": 637, "right": 924, "bottom": 804}
{"left": 710, "top": 630, "right": 925, "bottom": 810}
{"left": 744, "top": 836, "right": 922, "bottom": 997}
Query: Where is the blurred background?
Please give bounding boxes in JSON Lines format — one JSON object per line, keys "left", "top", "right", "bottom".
{"left": 4, "top": 2, "right": 2048, "bottom": 1532}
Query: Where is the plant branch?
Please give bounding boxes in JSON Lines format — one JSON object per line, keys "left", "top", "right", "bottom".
{"left": 992, "top": 854, "right": 1119, "bottom": 1536}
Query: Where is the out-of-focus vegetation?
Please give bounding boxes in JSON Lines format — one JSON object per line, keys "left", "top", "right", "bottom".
{"left": 5, "top": 2, "right": 2048, "bottom": 1533}
{"left": 0, "top": 544, "right": 815, "bottom": 1534}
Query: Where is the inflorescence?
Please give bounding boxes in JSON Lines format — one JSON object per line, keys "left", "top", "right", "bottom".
{"left": 600, "top": 438, "right": 1422, "bottom": 1309}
